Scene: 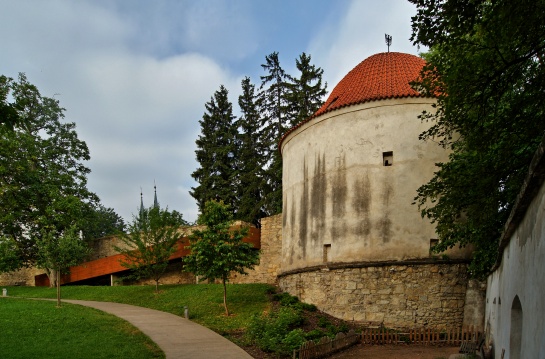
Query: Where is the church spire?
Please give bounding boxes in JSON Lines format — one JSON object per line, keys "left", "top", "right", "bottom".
{"left": 153, "top": 180, "right": 159, "bottom": 209}
{"left": 139, "top": 187, "right": 145, "bottom": 218}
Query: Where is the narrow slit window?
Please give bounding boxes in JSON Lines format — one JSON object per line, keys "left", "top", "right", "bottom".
{"left": 429, "top": 238, "right": 439, "bottom": 255}
{"left": 323, "top": 244, "right": 331, "bottom": 263}
{"left": 383, "top": 151, "right": 393, "bottom": 166}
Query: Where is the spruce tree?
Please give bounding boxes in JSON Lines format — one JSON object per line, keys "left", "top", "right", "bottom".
{"left": 286, "top": 53, "right": 327, "bottom": 128}
{"left": 191, "top": 85, "right": 238, "bottom": 214}
{"left": 235, "top": 77, "right": 265, "bottom": 226}
{"left": 259, "top": 52, "right": 290, "bottom": 215}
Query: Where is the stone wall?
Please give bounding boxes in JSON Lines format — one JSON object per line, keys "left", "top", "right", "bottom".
{"left": 279, "top": 262, "right": 470, "bottom": 329}
{"left": 0, "top": 267, "right": 44, "bottom": 286}
{"left": 230, "top": 214, "right": 282, "bottom": 285}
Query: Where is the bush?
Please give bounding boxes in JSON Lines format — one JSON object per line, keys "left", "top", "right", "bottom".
{"left": 282, "top": 329, "right": 306, "bottom": 354}
{"left": 246, "top": 307, "right": 304, "bottom": 354}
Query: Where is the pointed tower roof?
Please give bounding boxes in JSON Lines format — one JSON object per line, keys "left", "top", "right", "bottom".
{"left": 153, "top": 181, "right": 159, "bottom": 209}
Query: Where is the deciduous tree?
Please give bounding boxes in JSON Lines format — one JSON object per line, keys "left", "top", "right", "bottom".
{"left": 184, "top": 200, "right": 259, "bottom": 316}
{"left": 409, "top": 0, "right": 545, "bottom": 277}
{"left": 36, "top": 225, "right": 91, "bottom": 307}
{"left": 115, "top": 206, "right": 187, "bottom": 292}
{"left": 0, "top": 73, "right": 97, "bottom": 286}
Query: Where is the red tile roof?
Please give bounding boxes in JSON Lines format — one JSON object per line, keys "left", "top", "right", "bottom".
{"left": 280, "top": 52, "right": 428, "bottom": 150}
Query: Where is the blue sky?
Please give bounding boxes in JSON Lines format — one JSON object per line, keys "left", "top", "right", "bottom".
{"left": 0, "top": 0, "right": 422, "bottom": 223}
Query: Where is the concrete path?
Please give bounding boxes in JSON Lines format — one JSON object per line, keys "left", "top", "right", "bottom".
{"left": 62, "top": 300, "right": 253, "bottom": 359}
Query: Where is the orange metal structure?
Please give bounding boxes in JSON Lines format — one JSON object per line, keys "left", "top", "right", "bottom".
{"left": 35, "top": 227, "right": 260, "bottom": 286}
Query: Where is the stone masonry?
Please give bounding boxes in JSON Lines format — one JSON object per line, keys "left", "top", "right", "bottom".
{"left": 230, "top": 214, "right": 282, "bottom": 285}
{"left": 279, "top": 262, "right": 470, "bottom": 329}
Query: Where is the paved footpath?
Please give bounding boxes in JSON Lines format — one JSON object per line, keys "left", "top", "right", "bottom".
{"left": 62, "top": 300, "right": 253, "bottom": 359}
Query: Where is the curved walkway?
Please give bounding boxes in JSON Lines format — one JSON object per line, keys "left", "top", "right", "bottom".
{"left": 62, "top": 300, "right": 253, "bottom": 359}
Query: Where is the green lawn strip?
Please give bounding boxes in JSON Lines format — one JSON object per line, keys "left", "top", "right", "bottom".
{"left": 0, "top": 297, "right": 164, "bottom": 359}
{"left": 6, "top": 283, "right": 273, "bottom": 334}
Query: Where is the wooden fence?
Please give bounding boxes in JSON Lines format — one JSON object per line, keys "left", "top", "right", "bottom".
{"left": 361, "top": 326, "right": 482, "bottom": 346}
{"left": 295, "top": 330, "right": 359, "bottom": 359}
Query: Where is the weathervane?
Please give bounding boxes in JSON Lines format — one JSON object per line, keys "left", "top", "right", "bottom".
{"left": 385, "top": 34, "right": 392, "bottom": 52}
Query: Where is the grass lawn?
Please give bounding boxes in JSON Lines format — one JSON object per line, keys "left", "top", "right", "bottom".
{"left": 0, "top": 297, "right": 164, "bottom": 359}
{"left": 6, "top": 283, "right": 274, "bottom": 334}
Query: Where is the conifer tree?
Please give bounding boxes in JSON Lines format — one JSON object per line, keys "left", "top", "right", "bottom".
{"left": 259, "top": 52, "right": 290, "bottom": 215}
{"left": 235, "top": 77, "right": 265, "bottom": 226}
{"left": 286, "top": 53, "right": 327, "bottom": 128}
{"left": 190, "top": 85, "right": 238, "bottom": 214}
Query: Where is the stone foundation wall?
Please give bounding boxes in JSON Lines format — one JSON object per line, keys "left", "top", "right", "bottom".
{"left": 230, "top": 214, "right": 282, "bottom": 285}
{"left": 279, "top": 262, "right": 470, "bottom": 329}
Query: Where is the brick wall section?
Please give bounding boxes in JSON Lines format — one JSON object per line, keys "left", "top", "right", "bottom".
{"left": 230, "top": 214, "right": 282, "bottom": 285}
{"left": 279, "top": 263, "right": 470, "bottom": 330}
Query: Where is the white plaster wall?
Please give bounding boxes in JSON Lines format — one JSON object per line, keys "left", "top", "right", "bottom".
{"left": 281, "top": 98, "right": 466, "bottom": 271}
{"left": 485, "top": 180, "right": 545, "bottom": 358}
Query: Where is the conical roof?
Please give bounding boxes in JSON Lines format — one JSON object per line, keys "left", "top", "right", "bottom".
{"left": 280, "top": 52, "right": 427, "bottom": 148}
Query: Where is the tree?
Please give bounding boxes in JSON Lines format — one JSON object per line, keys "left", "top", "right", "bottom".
{"left": 115, "top": 205, "right": 187, "bottom": 292}
{"left": 81, "top": 204, "right": 126, "bottom": 241}
{"left": 36, "top": 225, "right": 90, "bottom": 307}
{"left": 259, "top": 52, "right": 290, "bottom": 215}
{"left": 0, "top": 75, "right": 19, "bottom": 130}
{"left": 190, "top": 85, "right": 238, "bottom": 215}
{"left": 184, "top": 200, "right": 260, "bottom": 316}
{"left": 409, "top": 0, "right": 545, "bottom": 277}
{"left": 0, "top": 73, "right": 97, "bottom": 286}
{"left": 235, "top": 77, "right": 266, "bottom": 226}
{"left": 285, "top": 53, "right": 327, "bottom": 128}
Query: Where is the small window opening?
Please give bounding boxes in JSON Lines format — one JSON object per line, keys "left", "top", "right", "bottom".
{"left": 383, "top": 151, "right": 393, "bottom": 166}
{"left": 429, "top": 238, "right": 439, "bottom": 255}
{"left": 323, "top": 244, "right": 331, "bottom": 263}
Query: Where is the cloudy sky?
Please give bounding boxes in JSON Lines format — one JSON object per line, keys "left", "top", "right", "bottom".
{"left": 1, "top": 0, "right": 422, "bottom": 223}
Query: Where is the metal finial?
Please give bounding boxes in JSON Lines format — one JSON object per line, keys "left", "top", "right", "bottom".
{"left": 385, "top": 34, "right": 392, "bottom": 52}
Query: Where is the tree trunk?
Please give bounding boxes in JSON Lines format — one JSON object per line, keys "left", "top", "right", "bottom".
{"left": 56, "top": 270, "right": 61, "bottom": 307}
{"left": 222, "top": 278, "right": 229, "bottom": 316}
{"left": 48, "top": 268, "right": 58, "bottom": 288}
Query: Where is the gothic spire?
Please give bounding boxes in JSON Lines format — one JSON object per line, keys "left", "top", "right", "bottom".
{"left": 153, "top": 180, "right": 159, "bottom": 209}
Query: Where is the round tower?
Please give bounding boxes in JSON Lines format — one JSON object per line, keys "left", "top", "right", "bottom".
{"left": 278, "top": 52, "right": 475, "bottom": 329}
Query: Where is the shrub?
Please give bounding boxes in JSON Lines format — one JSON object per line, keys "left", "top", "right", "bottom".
{"left": 246, "top": 307, "right": 304, "bottom": 354}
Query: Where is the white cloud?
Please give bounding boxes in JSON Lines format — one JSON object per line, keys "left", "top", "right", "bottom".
{"left": 309, "top": 0, "right": 421, "bottom": 88}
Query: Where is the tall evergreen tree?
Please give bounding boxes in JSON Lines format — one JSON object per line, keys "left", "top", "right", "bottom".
{"left": 286, "top": 53, "right": 327, "bottom": 128}
{"left": 191, "top": 85, "right": 238, "bottom": 214}
{"left": 259, "top": 52, "right": 290, "bottom": 215}
{"left": 235, "top": 77, "right": 265, "bottom": 226}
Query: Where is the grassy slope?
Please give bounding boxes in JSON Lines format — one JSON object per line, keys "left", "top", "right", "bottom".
{"left": 6, "top": 283, "right": 274, "bottom": 334}
{"left": 0, "top": 298, "right": 164, "bottom": 359}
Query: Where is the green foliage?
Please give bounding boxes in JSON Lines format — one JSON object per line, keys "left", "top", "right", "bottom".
{"left": 286, "top": 52, "right": 327, "bottom": 129}
{"left": 191, "top": 52, "right": 327, "bottom": 222}
{"left": 246, "top": 306, "right": 305, "bottom": 355}
{"left": 81, "top": 204, "right": 126, "bottom": 241}
{"left": 36, "top": 226, "right": 91, "bottom": 274}
{"left": 0, "top": 73, "right": 98, "bottom": 275}
{"left": 115, "top": 205, "right": 187, "bottom": 292}
{"left": 235, "top": 77, "right": 266, "bottom": 226}
{"left": 184, "top": 200, "right": 260, "bottom": 315}
{"left": 0, "top": 298, "right": 164, "bottom": 359}
{"left": 190, "top": 85, "right": 238, "bottom": 215}
{"left": 0, "top": 237, "right": 23, "bottom": 272}
{"left": 409, "top": 0, "right": 545, "bottom": 278}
